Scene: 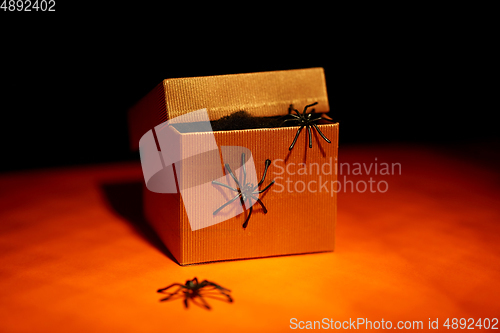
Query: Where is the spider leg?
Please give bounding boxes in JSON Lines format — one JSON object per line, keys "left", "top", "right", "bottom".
{"left": 282, "top": 117, "right": 300, "bottom": 123}
{"left": 279, "top": 113, "right": 299, "bottom": 122}
{"left": 184, "top": 295, "right": 189, "bottom": 308}
{"left": 255, "top": 180, "right": 275, "bottom": 194}
{"left": 192, "top": 277, "right": 199, "bottom": 284}
{"left": 201, "top": 281, "right": 231, "bottom": 292}
{"left": 258, "top": 159, "right": 271, "bottom": 186}
{"left": 198, "top": 290, "right": 233, "bottom": 303}
{"left": 289, "top": 104, "right": 300, "bottom": 116}
{"left": 159, "top": 286, "right": 185, "bottom": 301}
{"left": 213, "top": 193, "right": 241, "bottom": 215}
{"left": 312, "top": 124, "right": 331, "bottom": 143}
{"left": 241, "top": 153, "right": 246, "bottom": 185}
{"left": 303, "top": 102, "right": 318, "bottom": 115}
{"left": 319, "top": 117, "right": 337, "bottom": 123}
{"left": 289, "top": 125, "right": 304, "bottom": 150}
{"left": 250, "top": 195, "right": 268, "bottom": 214}
{"left": 281, "top": 118, "right": 300, "bottom": 127}
{"left": 195, "top": 294, "right": 212, "bottom": 310}
{"left": 212, "top": 180, "right": 238, "bottom": 192}
{"left": 307, "top": 125, "right": 313, "bottom": 148}
{"left": 157, "top": 283, "right": 184, "bottom": 293}
{"left": 222, "top": 291, "right": 233, "bottom": 302}
{"left": 242, "top": 203, "right": 253, "bottom": 229}
{"left": 224, "top": 164, "right": 241, "bottom": 189}
{"left": 310, "top": 116, "right": 323, "bottom": 122}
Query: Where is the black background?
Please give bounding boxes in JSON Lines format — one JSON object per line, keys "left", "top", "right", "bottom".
{"left": 0, "top": 5, "right": 497, "bottom": 173}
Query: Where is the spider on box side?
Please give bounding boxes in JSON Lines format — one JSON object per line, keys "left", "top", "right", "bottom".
{"left": 157, "top": 277, "right": 233, "bottom": 310}
{"left": 212, "top": 153, "right": 275, "bottom": 229}
{"left": 282, "top": 102, "right": 336, "bottom": 150}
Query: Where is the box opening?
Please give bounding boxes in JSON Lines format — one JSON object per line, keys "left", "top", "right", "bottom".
{"left": 171, "top": 110, "right": 334, "bottom": 133}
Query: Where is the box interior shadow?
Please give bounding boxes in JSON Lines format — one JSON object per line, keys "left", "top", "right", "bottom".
{"left": 172, "top": 110, "right": 334, "bottom": 133}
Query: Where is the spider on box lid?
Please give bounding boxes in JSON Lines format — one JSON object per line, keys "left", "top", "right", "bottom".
{"left": 283, "top": 102, "right": 336, "bottom": 150}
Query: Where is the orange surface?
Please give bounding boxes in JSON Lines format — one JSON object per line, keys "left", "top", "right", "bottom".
{"left": 1, "top": 144, "right": 499, "bottom": 332}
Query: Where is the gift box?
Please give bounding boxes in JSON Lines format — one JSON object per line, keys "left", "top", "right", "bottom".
{"left": 128, "top": 68, "right": 338, "bottom": 265}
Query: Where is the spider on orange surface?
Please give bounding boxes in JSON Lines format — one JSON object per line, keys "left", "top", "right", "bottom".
{"left": 157, "top": 277, "right": 233, "bottom": 310}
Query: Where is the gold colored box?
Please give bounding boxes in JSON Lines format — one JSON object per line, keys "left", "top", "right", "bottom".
{"left": 128, "top": 68, "right": 338, "bottom": 265}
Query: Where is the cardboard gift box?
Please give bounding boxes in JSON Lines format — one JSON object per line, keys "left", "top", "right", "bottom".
{"left": 128, "top": 68, "right": 339, "bottom": 265}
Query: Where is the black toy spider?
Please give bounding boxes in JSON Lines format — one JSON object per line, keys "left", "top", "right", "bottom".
{"left": 282, "top": 102, "right": 335, "bottom": 150}
{"left": 157, "top": 277, "right": 233, "bottom": 310}
{"left": 212, "top": 153, "right": 275, "bottom": 229}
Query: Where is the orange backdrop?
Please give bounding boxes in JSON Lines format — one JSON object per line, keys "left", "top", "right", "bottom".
{"left": 1, "top": 144, "right": 499, "bottom": 332}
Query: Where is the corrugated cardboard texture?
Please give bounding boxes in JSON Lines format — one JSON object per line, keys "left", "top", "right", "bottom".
{"left": 131, "top": 68, "right": 338, "bottom": 265}
{"left": 187, "top": 124, "right": 338, "bottom": 265}
{"left": 162, "top": 68, "right": 329, "bottom": 120}
{"left": 128, "top": 68, "right": 329, "bottom": 150}
{"left": 143, "top": 123, "right": 338, "bottom": 265}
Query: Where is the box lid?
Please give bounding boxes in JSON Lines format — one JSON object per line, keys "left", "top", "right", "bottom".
{"left": 128, "top": 68, "right": 329, "bottom": 150}
{"left": 163, "top": 67, "right": 329, "bottom": 122}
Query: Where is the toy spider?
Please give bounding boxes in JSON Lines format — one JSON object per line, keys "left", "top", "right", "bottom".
{"left": 157, "top": 277, "right": 233, "bottom": 310}
{"left": 282, "top": 102, "right": 335, "bottom": 150}
{"left": 212, "top": 153, "right": 275, "bottom": 229}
